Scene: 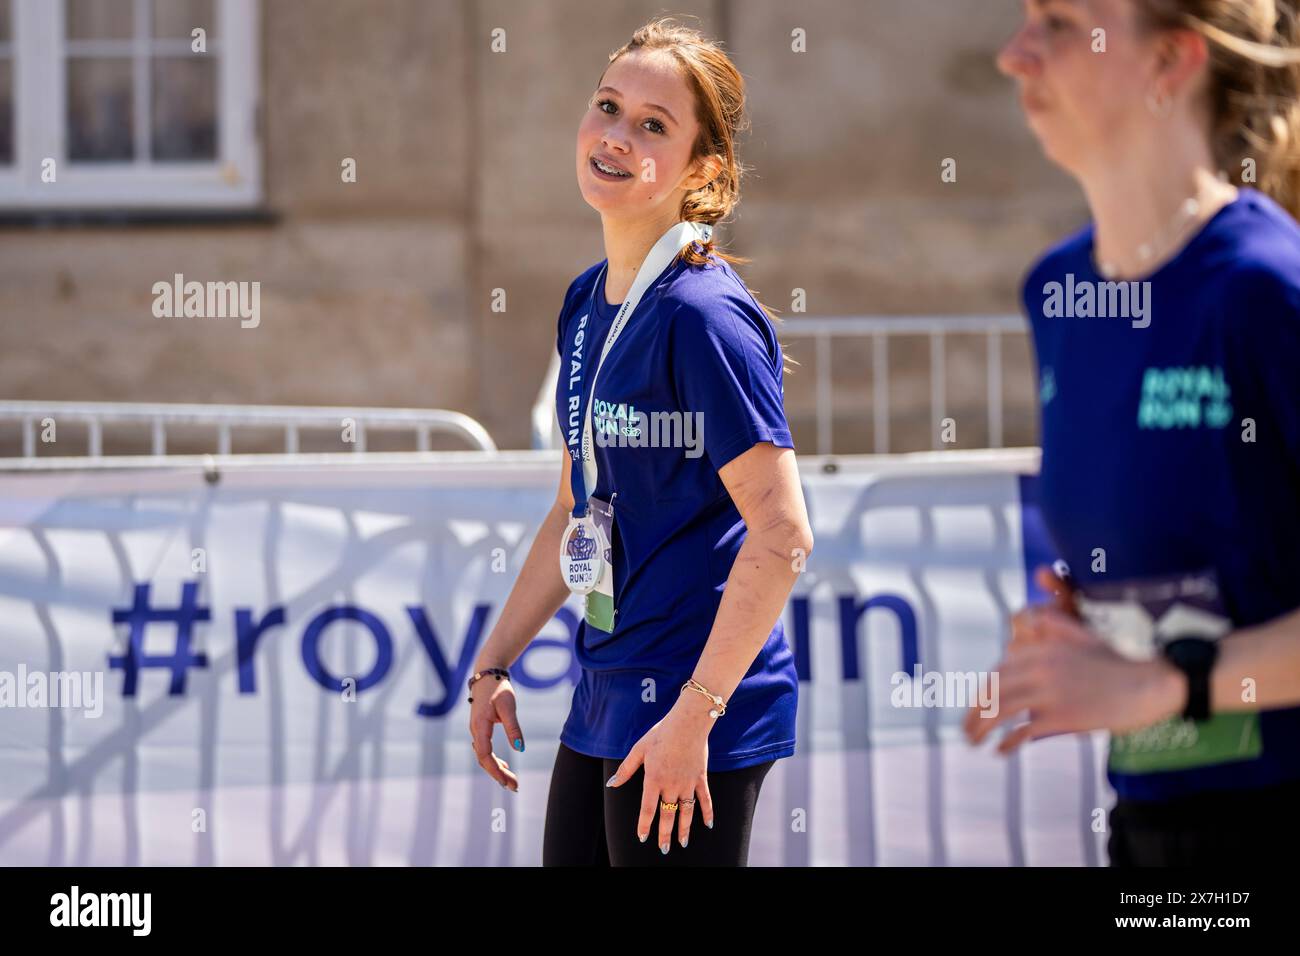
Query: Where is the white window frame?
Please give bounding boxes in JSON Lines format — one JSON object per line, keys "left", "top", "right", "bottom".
{"left": 0, "top": 0, "right": 260, "bottom": 210}
{"left": 0, "top": 4, "right": 11, "bottom": 170}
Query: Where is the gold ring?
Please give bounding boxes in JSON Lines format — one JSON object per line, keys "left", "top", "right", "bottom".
{"left": 660, "top": 800, "right": 679, "bottom": 812}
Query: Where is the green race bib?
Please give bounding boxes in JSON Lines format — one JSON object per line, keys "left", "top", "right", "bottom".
{"left": 1108, "top": 712, "right": 1261, "bottom": 774}
{"left": 584, "top": 495, "right": 617, "bottom": 633}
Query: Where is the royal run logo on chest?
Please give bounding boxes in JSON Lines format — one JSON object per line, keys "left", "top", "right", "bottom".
{"left": 1137, "top": 365, "right": 1233, "bottom": 430}
{"left": 592, "top": 397, "right": 641, "bottom": 438}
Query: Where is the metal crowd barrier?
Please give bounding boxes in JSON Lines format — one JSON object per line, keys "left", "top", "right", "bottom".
{"left": 0, "top": 401, "right": 498, "bottom": 457}
{"left": 532, "top": 315, "right": 1029, "bottom": 455}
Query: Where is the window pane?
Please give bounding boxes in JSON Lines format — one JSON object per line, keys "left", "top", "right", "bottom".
{"left": 0, "top": 60, "right": 11, "bottom": 164}
{"left": 153, "top": 0, "right": 215, "bottom": 40}
{"left": 67, "top": 58, "right": 135, "bottom": 161}
{"left": 152, "top": 57, "right": 216, "bottom": 161}
{"left": 67, "top": 0, "right": 134, "bottom": 40}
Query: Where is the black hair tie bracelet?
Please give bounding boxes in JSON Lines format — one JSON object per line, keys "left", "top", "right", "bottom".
{"left": 467, "top": 667, "right": 510, "bottom": 704}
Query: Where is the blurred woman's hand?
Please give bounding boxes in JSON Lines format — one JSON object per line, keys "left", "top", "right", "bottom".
{"left": 962, "top": 607, "right": 1184, "bottom": 753}
{"left": 1009, "top": 564, "right": 1082, "bottom": 650}
{"left": 961, "top": 563, "right": 1183, "bottom": 753}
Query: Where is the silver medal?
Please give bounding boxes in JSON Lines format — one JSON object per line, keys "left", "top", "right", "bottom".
{"left": 560, "top": 513, "right": 605, "bottom": 594}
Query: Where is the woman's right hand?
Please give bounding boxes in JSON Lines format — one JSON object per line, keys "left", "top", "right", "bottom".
{"left": 468, "top": 668, "right": 525, "bottom": 792}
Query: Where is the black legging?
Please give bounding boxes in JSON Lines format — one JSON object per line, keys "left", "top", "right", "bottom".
{"left": 542, "top": 742, "right": 774, "bottom": 866}
{"left": 1107, "top": 777, "right": 1300, "bottom": 866}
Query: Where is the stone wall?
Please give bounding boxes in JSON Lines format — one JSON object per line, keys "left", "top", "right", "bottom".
{"left": 0, "top": 0, "right": 1088, "bottom": 456}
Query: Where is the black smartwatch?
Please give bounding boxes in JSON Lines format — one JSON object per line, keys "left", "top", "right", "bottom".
{"left": 1160, "top": 637, "right": 1220, "bottom": 721}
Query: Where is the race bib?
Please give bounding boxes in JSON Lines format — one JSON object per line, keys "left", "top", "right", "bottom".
{"left": 583, "top": 495, "right": 617, "bottom": 634}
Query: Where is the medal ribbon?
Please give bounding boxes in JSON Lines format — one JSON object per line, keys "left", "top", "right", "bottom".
{"left": 566, "top": 219, "right": 712, "bottom": 517}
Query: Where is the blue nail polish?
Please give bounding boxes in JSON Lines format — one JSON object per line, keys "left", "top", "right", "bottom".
{"left": 605, "top": 773, "right": 616, "bottom": 787}
{"left": 513, "top": 738, "right": 524, "bottom": 752}
{"left": 639, "top": 832, "right": 647, "bottom": 843}
{"left": 705, "top": 819, "right": 713, "bottom": 829}
{"left": 680, "top": 837, "right": 688, "bottom": 848}
{"left": 660, "top": 842, "right": 669, "bottom": 855}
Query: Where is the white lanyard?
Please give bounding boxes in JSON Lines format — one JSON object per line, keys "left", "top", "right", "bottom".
{"left": 575, "top": 219, "right": 712, "bottom": 500}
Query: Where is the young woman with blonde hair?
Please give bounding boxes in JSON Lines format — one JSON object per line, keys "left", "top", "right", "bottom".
{"left": 467, "top": 17, "right": 810, "bottom": 867}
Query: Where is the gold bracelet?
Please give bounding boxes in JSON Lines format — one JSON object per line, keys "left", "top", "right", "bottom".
{"left": 682, "top": 678, "right": 726, "bottom": 718}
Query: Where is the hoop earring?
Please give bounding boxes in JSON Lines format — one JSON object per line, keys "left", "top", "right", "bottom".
{"left": 1145, "top": 85, "right": 1172, "bottom": 118}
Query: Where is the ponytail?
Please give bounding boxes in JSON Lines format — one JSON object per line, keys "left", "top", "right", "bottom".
{"left": 1136, "top": 0, "right": 1300, "bottom": 219}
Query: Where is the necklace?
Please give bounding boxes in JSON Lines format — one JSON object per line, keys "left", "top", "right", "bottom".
{"left": 1096, "top": 196, "right": 1201, "bottom": 280}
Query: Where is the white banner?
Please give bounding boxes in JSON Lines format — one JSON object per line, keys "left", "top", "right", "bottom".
{"left": 0, "top": 450, "right": 1111, "bottom": 866}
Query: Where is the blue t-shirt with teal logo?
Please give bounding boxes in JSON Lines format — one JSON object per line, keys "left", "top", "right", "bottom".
{"left": 552, "top": 252, "right": 798, "bottom": 771}
{"left": 1023, "top": 188, "right": 1300, "bottom": 802}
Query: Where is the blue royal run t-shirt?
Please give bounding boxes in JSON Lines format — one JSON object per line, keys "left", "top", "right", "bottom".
{"left": 1024, "top": 187, "right": 1300, "bottom": 802}
{"left": 552, "top": 250, "right": 799, "bottom": 772}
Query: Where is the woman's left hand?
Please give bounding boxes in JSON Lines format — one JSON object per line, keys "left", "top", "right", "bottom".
{"left": 606, "top": 696, "right": 715, "bottom": 854}
{"left": 962, "top": 607, "right": 1186, "bottom": 753}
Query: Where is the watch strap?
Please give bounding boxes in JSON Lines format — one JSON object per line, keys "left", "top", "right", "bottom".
{"left": 1162, "top": 637, "right": 1219, "bottom": 721}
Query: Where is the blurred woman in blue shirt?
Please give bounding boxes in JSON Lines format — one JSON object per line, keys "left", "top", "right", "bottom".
{"left": 966, "top": 0, "right": 1300, "bottom": 866}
